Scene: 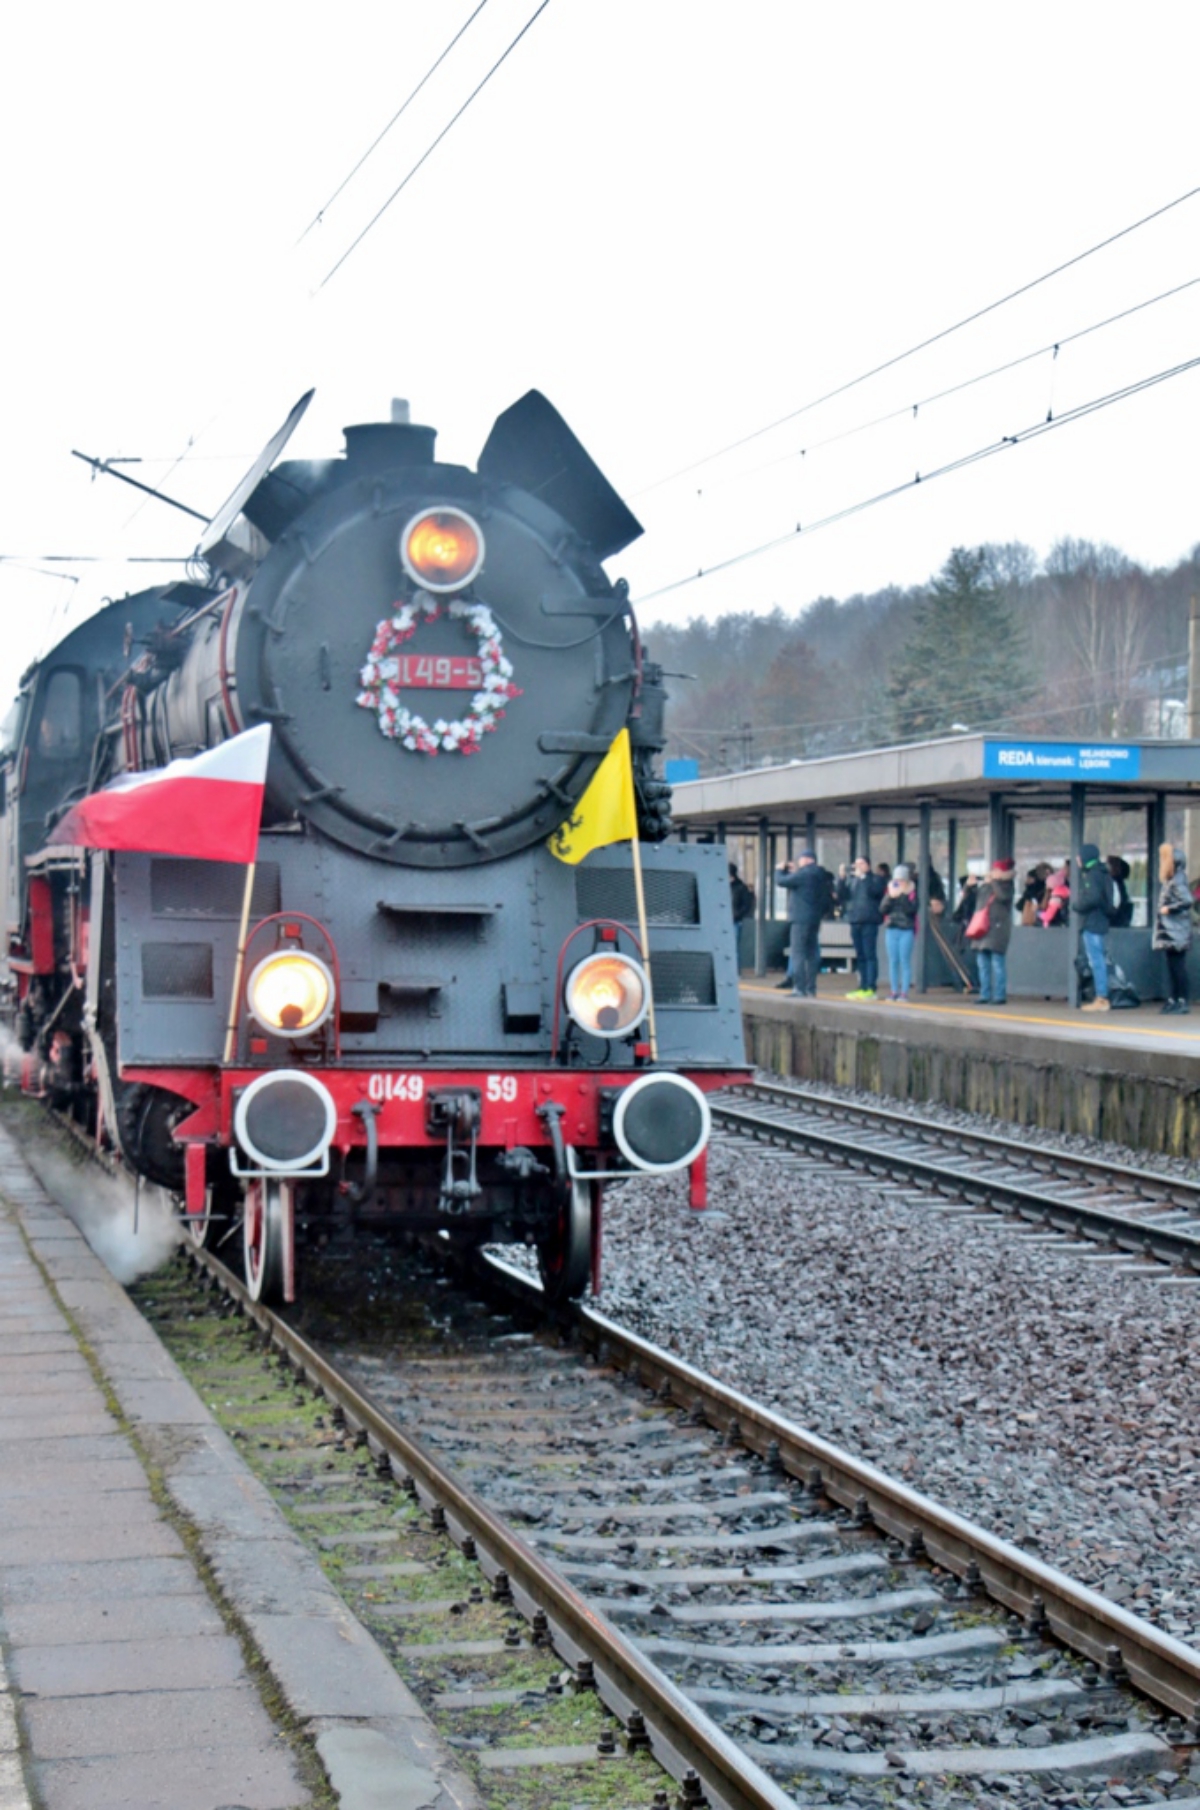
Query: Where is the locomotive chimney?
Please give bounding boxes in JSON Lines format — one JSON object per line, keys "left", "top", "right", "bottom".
{"left": 390, "top": 399, "right": 411, "bottom": 424}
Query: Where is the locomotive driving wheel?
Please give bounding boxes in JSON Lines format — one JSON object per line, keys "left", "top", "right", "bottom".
{"left": 243, "top": 1178, "right": 293, "bottom": 1305}
{"left": 537, "top": 1176, "right": 595, "bottom": 1303}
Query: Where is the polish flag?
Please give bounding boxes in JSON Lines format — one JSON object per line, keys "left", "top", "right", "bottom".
{"left": 49, "top": 725, "right": 272, "bottom": 864}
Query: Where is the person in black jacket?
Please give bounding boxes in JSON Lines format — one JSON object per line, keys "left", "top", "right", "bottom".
{"left": 1073, "top": 841, "right": 1116, "bottom": 1010}
{"left": 844, "top": 856, "right": 886, "bottom": 999}
{"left": 776, "top": 848, "right": 832, "bottom": 997}
{"left": 1106, "top": 855, "right": 1133, "bottom": 928}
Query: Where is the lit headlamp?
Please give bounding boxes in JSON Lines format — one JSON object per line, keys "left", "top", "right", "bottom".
{"left": 400, "top": 508, "right": 484, "bottom": 593}
{"left": 247, "top": 950, "right": 335, "bottom": 1037}
{"left": 564, "top": 951, "right": 649, "bottom": 1039}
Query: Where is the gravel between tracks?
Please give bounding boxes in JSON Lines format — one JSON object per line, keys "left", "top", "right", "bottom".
{"left": 585, "top": 1091, "right": 1200, "bottom": 1653}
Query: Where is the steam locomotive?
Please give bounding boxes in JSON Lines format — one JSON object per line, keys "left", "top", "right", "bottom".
{"left": 0, "top": 390, "right": 748, "bottom": 1303}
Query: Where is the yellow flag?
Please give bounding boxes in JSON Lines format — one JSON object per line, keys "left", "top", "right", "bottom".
{"left": 548, "top": 728, "right": 638, "bottom": 864}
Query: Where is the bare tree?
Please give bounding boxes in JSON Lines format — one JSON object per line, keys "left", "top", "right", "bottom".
{"left": 1044, "top": 539, "right": 1150, "bottom": 737}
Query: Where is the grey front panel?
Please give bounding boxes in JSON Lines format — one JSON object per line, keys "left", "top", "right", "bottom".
{"left": 113, "top": 835, "right": 745, "bottom": 1068}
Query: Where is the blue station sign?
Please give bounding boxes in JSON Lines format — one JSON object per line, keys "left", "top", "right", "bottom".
{"left": 983, "top": 741, "right": 1142, "bottom": 781}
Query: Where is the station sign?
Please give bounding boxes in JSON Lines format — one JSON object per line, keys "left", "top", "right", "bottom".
{"left": 983, "top": 741, "right": 1141, "bottom": 781}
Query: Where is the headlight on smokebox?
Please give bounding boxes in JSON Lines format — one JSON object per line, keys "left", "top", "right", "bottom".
{"left": 247, "top": 950, "right": 335, "bottom": 1037}
{"left": 565, "top": 952, "right": 649, "bottom": 1039}
{"left": 612, "top": 1073, "right": 711, "bottom": 1174}
{"left": 234, "top": 1071, "right": 337, "bottom": 1173}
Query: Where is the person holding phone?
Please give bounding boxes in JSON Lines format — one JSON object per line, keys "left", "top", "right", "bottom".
{"left": 881, "top": 864, "right": 918, "bottom": 1001}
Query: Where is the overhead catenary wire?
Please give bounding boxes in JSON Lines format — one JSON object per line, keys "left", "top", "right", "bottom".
{"left": 295, "top": 0, "right": 492, "bottom": 243}
{"left": 316, "top": 0, "right": 553, "bottom": 292}
{"left": 635, "top": 350, "right": 1200, "bottom": 606}
{"left": 633, "top": 182, "right": 1200, "bottom": 498}
{"left": 693, "top": 275, "right": 1200, "bottom": 498}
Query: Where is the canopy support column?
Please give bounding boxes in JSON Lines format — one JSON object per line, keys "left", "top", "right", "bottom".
{"left": 1067, "top": 782, "right": 1086, "bottom": 1007}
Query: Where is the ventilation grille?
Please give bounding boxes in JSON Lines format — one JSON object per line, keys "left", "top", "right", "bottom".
{"left": 141, "top": 942, "right": 214, "bottom": 1000}
{"left": 575, "top": 868, "right": 699, "bottom": 926}
{"left": 649, "top": 951, "right": 716, "bottom": 1007}
{"left": 151, "top": 860, "right": 280, "bottom": 919}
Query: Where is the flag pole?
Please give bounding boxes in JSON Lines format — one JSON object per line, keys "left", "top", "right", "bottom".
{"left": 223, "top": 864, "right": 256, "bottom": 1064}
{"left": 629, "top": 835, "right": 658, "bottom": 1061}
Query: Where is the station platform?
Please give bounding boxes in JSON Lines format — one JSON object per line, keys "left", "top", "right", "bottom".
{"left": 740, "top": 972, "right": 1200, "bottom": 1158}
{"left": 0, "top": 1121, "right": 479, "bottom": 1810}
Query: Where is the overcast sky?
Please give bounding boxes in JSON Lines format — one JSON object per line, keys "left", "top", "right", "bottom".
{"left": 2, "top": 1, "right": 1197, "bottom": 699}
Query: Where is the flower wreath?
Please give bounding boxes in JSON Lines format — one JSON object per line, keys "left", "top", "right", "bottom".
{"left": 355, "top": 595, "right": 521, "bottom": 755}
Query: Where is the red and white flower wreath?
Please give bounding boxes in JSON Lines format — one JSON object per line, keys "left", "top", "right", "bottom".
{"left": 356, "top": 596, "right": 521, "bottom": 755}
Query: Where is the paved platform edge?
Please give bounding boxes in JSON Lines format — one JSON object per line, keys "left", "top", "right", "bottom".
{"left": 0, "top": 1128, "right": 483, "bottom": 1810}
{"left": 740, "top": 982, "right": 1200, "bottom": 1079}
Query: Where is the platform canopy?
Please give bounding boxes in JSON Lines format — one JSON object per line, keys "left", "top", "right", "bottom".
{"left": 670, "top": 732, "right": 1200, "bottom": 834}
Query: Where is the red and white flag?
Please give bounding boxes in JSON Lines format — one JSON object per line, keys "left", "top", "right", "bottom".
{"left": 49, "top": 725, "right": 271, "bottom": 864}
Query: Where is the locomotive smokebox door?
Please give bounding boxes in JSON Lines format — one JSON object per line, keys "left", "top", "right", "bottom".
{"left": 228, "top": 410, "right": 640, "bottom": 868}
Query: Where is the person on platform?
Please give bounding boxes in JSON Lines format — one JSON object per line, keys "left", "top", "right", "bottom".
{"left": 1106, "top": 855, "right": 1133, "bottom": 928}
{"left": 1152, "top": 843, "right": 1192, "bottom": 1014}
{"left": 1073, "top": 842, "right": 1116, "bottom": 1010}
{"left": 1017, "top": 863, "right": 1051, "bottom": 926}
{"left": 729, "top": 863, "right": 755, "bottom": 927}
{"left": 971, "top": 857, "right": 1015, "bottom": 1005}
{"left": 1038, "top": 869, "right": 1071, "bottom": 927}
{"left": 881, "top": 864, "right": 918, "bottom": 1002}
{"left": 844, "top": 856, "right": 887, "bottom": 999}
{"left": 952, "top": 873, "right": 979, "bottom": 927}
{"left": 776, "top": 848, "right": 832, "bottom": 998}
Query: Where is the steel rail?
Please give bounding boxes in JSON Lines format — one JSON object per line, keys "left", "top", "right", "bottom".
{"left": 187, "top": 1245, "right": 797, "bottom": 1810}
{"left": 476, "top": 1253, "right": 1200, "bottom": 1724}
{"left": 710, "top": 1097, "right": 1200, "bottom": 1268}
{"left": 736, "top": 1078, "right": 1200, "bottom": 1206}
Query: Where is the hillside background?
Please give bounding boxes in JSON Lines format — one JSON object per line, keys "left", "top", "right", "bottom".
{"left": 646, "top": 540, "right": 1200, "bottom": 775}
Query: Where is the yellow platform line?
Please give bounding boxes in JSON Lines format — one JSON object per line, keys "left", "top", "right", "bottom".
{"left": 740, "top": 984, "right": 1200, "bottom": 1041}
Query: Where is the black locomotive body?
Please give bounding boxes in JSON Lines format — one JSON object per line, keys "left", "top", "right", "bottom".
{"left": 0, "top": 392, "right": 748, "bottom": 1301}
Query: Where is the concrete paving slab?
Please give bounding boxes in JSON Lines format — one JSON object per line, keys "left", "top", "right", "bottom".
{"left": 0, "top": 1355, "right": 92, "bottom": 1381}
{"left": 250, "top": 1610, "right": 429, "bottom": 1720}
{"left": 20, "top": 1683, "right": 285, "bottom": 1760}
{"left": 114, "top": 1377, "right": 218, "bottom": 1426}
{"left": 0, "top": 1376, "right": 104, "bottom": 1406}
{"left": 0, "top": 1414, "right": 116, "bottom": 1444}
{"left": 13, "top": 1632, "right": 246, "bottom": 1699}
{"left": 314, "top": 1724, "right": 443, "bottom": 1810}
{"left": 0, "top": 1435, "right": 134, "bottom": 1475}
{"left": 0, "top": 1457, "right": 146, "bottom": 1500}
{"left": 0, "top": 1490, "right": 179, "bottom": 1535}
{"left": 33, "top": 1745, "right": 306, "bottom": 1810}
{"left": 1, "top": 1593, "right": 226, "bottom": 1647}
{"left": 0, "top": 1517, "right": 184, "bottom": 1567}
{"left": 0, "top": 1555, "right": 203, "bottom": 1606}
{"left": 0, "top": 1754, "right": 31, "bottom": 1810}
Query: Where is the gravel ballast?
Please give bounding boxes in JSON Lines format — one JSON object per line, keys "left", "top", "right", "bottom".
{"left": 590, "top": 1094, "right": 1200, "bottom": 1651}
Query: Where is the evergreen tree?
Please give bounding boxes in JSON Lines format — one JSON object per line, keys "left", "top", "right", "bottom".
{"left": 885, "top": 546, "right": 1029, "bottom": 742}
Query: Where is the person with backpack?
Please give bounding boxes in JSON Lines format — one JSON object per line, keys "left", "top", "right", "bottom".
{"left": 1152, "top": 843, "right": 1192, "bottom": 1014}
{"left": 776, "top": 848, "right": 833, "bottom": 998}
{"left": 1072, "top": 841, "right": 1116, "bottom": 1011}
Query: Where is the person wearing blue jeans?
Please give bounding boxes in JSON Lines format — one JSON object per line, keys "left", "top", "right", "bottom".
{"left": 881, "top": 865, "right": 918, "bottom": 1000}
{"left": 1073, "top": 842, "right": 1115, "bottom": 1011}
{"left": 971, "top": 857, "right": 1015, "bottom": 1004}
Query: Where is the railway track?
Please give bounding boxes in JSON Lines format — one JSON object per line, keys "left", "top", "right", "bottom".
{"left": 161, "top": 1235, "right": 1200, "bottom": 1810}
{"left": 711, "top": 1080, "right": 1200, "bottom": 1273}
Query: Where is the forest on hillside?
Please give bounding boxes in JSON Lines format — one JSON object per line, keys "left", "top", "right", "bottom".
{"left": 646, "top": 540, "right": 1200, "bottom": 774}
